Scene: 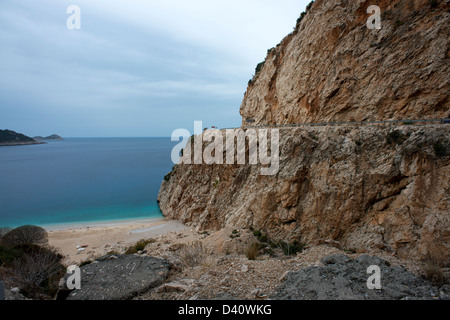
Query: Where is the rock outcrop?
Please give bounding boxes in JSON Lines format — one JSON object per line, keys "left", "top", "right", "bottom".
{"left": 158, "top": 0, "right": 450, "bottom": 263}
{"left": 65, "top": 254, "right": 170, "bottom": 300}
{"left": 270, "top": 254, "right": 445, "bottom": 300}
{"left": 159, "top": 125, "right": 449, "bottom": 261}
{"left": 240, "top": 0, "right": 449, "bottom": 126}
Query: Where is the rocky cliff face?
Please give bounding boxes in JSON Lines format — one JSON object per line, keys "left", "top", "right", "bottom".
{"left": 158, "top": 0, "right": 450, "bottom": 262}
{"left": 159, "top": 125, "right": 449, "bottom": 261}
{"left": 240, "top": 0, "right": 449, "bottom": 126}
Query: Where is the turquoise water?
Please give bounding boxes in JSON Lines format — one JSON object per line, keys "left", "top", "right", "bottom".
{"left": 0, "top": 138, "right": 176, "bottom": 228}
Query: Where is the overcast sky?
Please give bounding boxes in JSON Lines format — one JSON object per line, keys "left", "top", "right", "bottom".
{"left": 0, "top": 0, "right": 311, "bottom": 137}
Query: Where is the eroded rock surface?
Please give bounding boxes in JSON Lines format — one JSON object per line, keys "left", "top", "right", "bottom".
{"left": 270, "top": 254, "right": 441, "bottom": 300}
{"left": 66, "top": 254, "right": 170, "bottom": 300}
{"left": 240, "top": 0, "right": 449, "bottom": 126}
{"left": 159, "top": 126, "right": 449, "bottom": 261}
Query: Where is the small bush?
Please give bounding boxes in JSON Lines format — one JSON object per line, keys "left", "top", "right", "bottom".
{"left": 0, "top": 244, "right": 65, "bottom": 299}
{"left": 430, "top": 0, "right": 438, "bottom": 8}
{"left": 230, "top": 229, "right": 240, "bottom": 239}
{"left": 79, "top": 260, "right": 93, "bottom": 267}
{"left": 297, "top": 11, "right": 307, "bottom": 26}
{"left": 423, "top": 252, "right": 449, "bottom": 286}
{"left": 252, "top": 230, "right": 268, "bottom": 243}
{"left": 0, "top": 244, "right": 21, "bottom": 266}
{"left": 251, "top": 230, "right": 304, "bottom": 256}
{"left": 246, "top": 242, "right": 264, "bottom": 260}
{"left": 269, "top": 240, "right": 305, "bottom": 256}
{"left": 255, "top": 61, "right": 265, "bottom": 75}
{"left": 175, "top": 241, "right": 207, "bottom": 269}
{"left": 253, "top": 230, "right": 262, "bottom": 238}
{"left": 125, "top": 239, "right": 154, "bottom": 255}
{"left": 1, "top": 225, "right": 48, "bottom": 247}
{"left": 433, "top": 142, "right": 447, "bottom": 157}
{"left": 386, "top": 130, "right": 407, "bottom": 145}
{"left": 164, "top": 166, "right": 177, "bottom": 182}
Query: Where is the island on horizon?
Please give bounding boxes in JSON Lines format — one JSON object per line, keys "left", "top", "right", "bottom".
{"left": 34, "top": 134, "right": 64, "bottom": 141}
{"left": 0, "top": 129, "right": 63, "bottom": 146}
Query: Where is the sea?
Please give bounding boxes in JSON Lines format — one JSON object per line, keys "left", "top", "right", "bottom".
{"left": 0, "top": 138, "right": 177, "bottom": 228}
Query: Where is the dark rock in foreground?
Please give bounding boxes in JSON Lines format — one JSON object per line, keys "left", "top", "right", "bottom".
{"left": 271, "top": 254, "right": 443, "bottom": 300}
{"left": 66, "top": 254, "right": 170, "bottom": 300}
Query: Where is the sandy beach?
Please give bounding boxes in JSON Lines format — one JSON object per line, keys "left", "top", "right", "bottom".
{"left": 46, "top": 218, "right": 189, "bottom": 265}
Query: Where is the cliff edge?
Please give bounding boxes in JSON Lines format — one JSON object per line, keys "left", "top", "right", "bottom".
{"left": 158, "top": 0, "right": 450, "bottom": 263}
{"left": 241, "top": 0, "right": 449, "bottom": 126}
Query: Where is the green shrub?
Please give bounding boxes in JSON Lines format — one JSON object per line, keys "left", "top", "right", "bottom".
{"left": 269, "top": 240, "right": 305, "bottom": 256}
{"left": 230, "top": 229, "right": 240, "bottom": 239}
{"left": 297, "top": 11, "right": 307, "bottom": 25}
{"left": 125, "top": 239, "right": 154, "bottom": 255}
{"left": 253, "top": 230, "right": 262, "bottom": 238}
{"left": 164, "top": 165, "right": 177, "bottom": 182}
{"left": 252, "top": 230, "right": 268, "bottom": 243}
{"left": 163, "top": 172, "right": 172, "bottom": 181}
{"left": 252, "top": 230, "right": 304, "bottom": 256}
{"left": 259, "top": 234, "right": 268, "bottom": 243}
{"left": 255, "top": 61, "right": 265, "bottom": 75}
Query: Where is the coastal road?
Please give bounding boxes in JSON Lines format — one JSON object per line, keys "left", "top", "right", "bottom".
{"left": 235, "top": 118, "right": 450, "bottom": 130}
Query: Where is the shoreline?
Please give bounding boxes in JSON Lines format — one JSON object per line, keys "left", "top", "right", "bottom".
{"left": 0, "top": 141, "right": 46, "bottom": 147}
{"left": 47, "top": 217, "right": 190, "bottom": 265}
{"left": 42, "top": 216, "right": 167, "bottom": 232}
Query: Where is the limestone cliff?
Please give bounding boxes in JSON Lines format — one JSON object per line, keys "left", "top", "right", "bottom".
{"left": 158, "top": 0, "right": 450, "bottom": 262}
{"left": 241, "top": 0, "right": 449, "bottom": 126}
{"left": 159, "top": 125, "right": 449, "bottom": 261}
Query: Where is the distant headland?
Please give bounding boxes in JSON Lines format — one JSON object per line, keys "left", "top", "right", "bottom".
{"left": 0, "top": 129, "right": 63, "bottom": 146}
{"left": 34, "top": 134, "right": 64, "bottom": 141}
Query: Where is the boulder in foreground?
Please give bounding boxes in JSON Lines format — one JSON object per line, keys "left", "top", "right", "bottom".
{"left": 270, "top": 254, "right": 446, "bottom": 300}
{"left": 65, "top": 254, "right": 170, "bottom": 300}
